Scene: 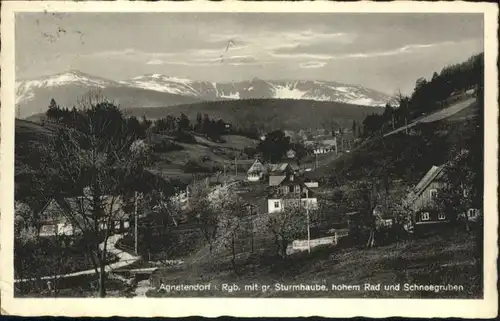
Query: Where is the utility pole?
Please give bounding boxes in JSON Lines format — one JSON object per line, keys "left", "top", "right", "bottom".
{"left": 306, "top": 188, "right": 311, "bottom": 254}
{"left": 404, "top": 99, "right": 409, "bottom": 135}
{"left": 134, "top": 191, "right": 138, "bottom": 256}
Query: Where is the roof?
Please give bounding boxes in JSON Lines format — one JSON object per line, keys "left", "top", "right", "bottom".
{"left": 247, "top": 159, "right": 266, "bottom": 174}
{"left": 304, "top": 140, "right": 315, "bottom": 146}
{"left": 40, "top": 195, "right": 126, "bottom": 223}
{"left": 269, "top": 174, "right": 311, "bottom": 189}
{"left": 268, "top": 163, "right": 292, "bottom": 173}
{"left": 269, "top": 175, "right": 286, "bottom": 186}
{"left": 268, "top": 182, "right": 315, "bottom": 199}
{"left": 321, "top": 139, "right": 337, "bottom": 146}
{"left": 413, "top": 165, "right": 445, "bottom": 197}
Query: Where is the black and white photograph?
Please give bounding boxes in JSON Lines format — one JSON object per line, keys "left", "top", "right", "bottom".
{"left": 1, "top": 1, "right": 498, "bottom": 318}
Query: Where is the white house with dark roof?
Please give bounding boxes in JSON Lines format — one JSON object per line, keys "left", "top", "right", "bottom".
{"left": 246, "top": 159, "right": 267, "bottom": 182}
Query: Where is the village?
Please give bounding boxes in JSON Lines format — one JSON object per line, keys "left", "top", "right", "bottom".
{"left": 14, "top": 92, "right": 483, "bottom": 298}
{"left": 10, "top": 10, "right": 484, "bottom": 299}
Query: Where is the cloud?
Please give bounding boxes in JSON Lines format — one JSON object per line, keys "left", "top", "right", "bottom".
{"left": 204, "top": 30, "right": 353, "bottom": 62}
{"left": 146, "top": 59, "right": 164, "bottom": 65}
{"left": 300, "top": 61, "right": 327, "bottom": 69}
{"left": 273, "top": 40, "right": 461, "bottom": 61}
{"left": 77, "top": 32, "right": 471, "bottom": 73}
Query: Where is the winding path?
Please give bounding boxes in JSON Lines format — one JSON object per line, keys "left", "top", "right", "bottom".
{"left": 15, "top": 233, "right": 140, "bottom": 283}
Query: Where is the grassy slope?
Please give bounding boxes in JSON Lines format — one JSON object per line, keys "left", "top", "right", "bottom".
{"left": 148, "top": 133, "right": 258, "bottom": 183}
{"left": 14, "top": 119, "right": 258, "bottom": 184}
{"left": 147, "top": 220, "right": 480, "bottom": 298}
{"left": 123, "top": 99, "right": 384, "bottom": 132}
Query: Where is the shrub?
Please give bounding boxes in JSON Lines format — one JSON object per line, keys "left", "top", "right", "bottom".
{"left": 153, "top": 139, "right": 184, "bottom": 153}
{"left": 183, "top": 160, "right": 212, "bottom": 173}
{"left": 174, "top": 132, "right": 197, "bottom": 144}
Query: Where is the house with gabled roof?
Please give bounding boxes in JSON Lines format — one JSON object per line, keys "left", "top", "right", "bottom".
{"left": 37, "top": 193, "right": 129, "bottom": 237}
{"left": 246, "top": 159, "right": 267, "bottom": 182}
{"left": 267, "top": 174, "right": 317, "bottom": 214}
{"left": 268, "top": 163, "right": 295, "bottom": 186}
{"left": 407, "top": 165, "right": 448, "bottom": 226}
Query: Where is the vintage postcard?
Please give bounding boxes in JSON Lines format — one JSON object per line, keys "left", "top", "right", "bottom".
{"left": 1, "top": 0, "right": 498, "bottom": 318}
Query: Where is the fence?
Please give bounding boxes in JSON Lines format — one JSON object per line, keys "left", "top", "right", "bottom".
{"left": 288, "top": 229, "right": 350, "bottom": 254}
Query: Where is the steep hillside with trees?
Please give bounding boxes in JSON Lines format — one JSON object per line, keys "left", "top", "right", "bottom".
{"left": 361, "top": 53, "right": 483, "bottom": 137}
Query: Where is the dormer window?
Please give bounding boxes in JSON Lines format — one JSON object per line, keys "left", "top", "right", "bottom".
{"left": 289, "top": 175, "right": 294, "bottom": 181}
{"left": 421, "top": 212, "right": 430, "bottom": 221}
{"left": 429, "top": 189, "right": 438, "bottom": 201}
{"left": 438, "top": 213, "right": 446, "bottom": 220}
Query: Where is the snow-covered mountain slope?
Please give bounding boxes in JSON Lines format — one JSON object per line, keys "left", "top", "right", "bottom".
{"left": 16, "top": 71, "right": 201, "bottom": 118}
{"left": 16, "top": 70, "right": 117, "bottom": 104}
{"left": 16, "top": 70, "right": 396, "bottom": 118}
{"left": 120, "top": 75, "right": 396, "bottom": 107}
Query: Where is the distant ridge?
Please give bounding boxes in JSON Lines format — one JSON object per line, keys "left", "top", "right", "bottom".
{"left": 16, "top": 70, "right": 396, "bottom": 118}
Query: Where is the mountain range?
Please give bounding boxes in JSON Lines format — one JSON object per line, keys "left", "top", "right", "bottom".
{"left": 16, "top": 70, "right": 396, "bottom": 118}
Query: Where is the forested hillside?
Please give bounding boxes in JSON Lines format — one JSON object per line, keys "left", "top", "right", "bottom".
{"left": 123, "top": 98, "right": 385, "bottom": 133}
{"left": 361, "top": 53, "right": 483, "bottom": 137}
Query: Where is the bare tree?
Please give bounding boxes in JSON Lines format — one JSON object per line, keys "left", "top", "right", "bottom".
{"left": 46, "top": 92, "right": 142, "bottom": 297}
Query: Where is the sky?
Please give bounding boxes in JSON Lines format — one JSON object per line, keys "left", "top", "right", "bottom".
{"left": 16, "top": 12, "right": 483, "bottom": 95}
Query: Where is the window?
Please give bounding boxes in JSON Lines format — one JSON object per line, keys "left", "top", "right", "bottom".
{"left": 421, "top": 212, "right": 430, "bottom": 221}
{"left": 295, "top": 185, "right": 301, "bottom": 193}
{"left": 462, "top": 186, "right": 469, "bottom": 197}
{"left": 429, "top": 189, "right": 438, "bottom": 201}
{"left": 438, "top": 213, "right": 446, "bottom": 220}
{"left": 274, "top": 201, "right": 280, "bottom": 209}
{"left": 468, "top": 208, "right": 478, "bottom": 218}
